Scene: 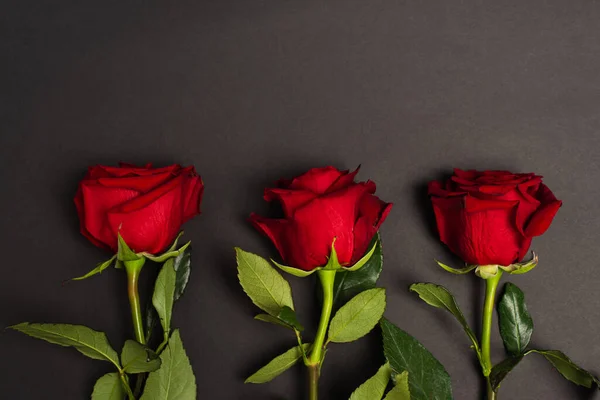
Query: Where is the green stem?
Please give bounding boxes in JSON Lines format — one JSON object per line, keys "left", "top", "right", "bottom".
{"left": 120, "top": 373, "right": 135, "bottom": 400}
{"left": 124, "top": 258, "right": 147, "bottom": 345}
{"left": 306, "top": 269, "right": 336, "bottom": 400}
{"left": 124, "top": 258, "right": 147, "bottom": 398}
{"left": 307, "top": 364, "right": 319, "bottom": 400}
{"left": 486, "top": 379, "right": 497, "bottom": 400}
{"left": 481, "top": 270, "right": 502, "bottom": 399}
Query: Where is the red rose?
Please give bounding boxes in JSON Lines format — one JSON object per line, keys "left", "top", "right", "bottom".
{"left": 429, "top": 169, "right": 562, "bottom": 266}
{"left": 74, "top": 163, "right": 203, "bottom": 255}
{"left": 249, "top": 166, "right": 392, "bottom": 271}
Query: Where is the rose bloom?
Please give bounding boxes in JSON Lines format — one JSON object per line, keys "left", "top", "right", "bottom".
{"left": 249, "top": 166, "right": 392, "bottom": 271}
{"left": 75, "top": 163, "right": 203, "bottom": 254}
{"left": 429, "top": 169, "right": 562, "bottom": 266}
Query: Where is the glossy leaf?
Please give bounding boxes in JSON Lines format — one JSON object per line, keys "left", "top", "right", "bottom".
{"left": 410, "top": 283, "right": 479, "bottom": 353}
{"left": 72, "top": 256, "right": 116, "bottom": 281}
{"left": 172, "top": 246, "right": 192, "bottom": 301}
{"left": 254, "top": 314, "right": 293, "bottom": 330}
{"left": 236, "top": 247, "right": 294, "bottom": 316}
{"left": 328, "top": 288, "right": 386, "bottom": 343}
{"left": 141, "top": 330, "right": 196, "bottom": 400}
{"left": 384, "top": 371, "right": 410, "bottom": 400}
{"left": 489, "top": 355, "right": 524, "bottom": 391}
{"left": 331, "top": 234, "right": 382, "bottom": 310}
{"left": 277, "top": 306, "right": 304, "bottom": 331}
{"left": 381, "top": 318, "right": 452, "bottom": 400}
{"left": 9, "top": 323, "right": 120, "bottom": 368}
{"left": 153, "top": 258, "right": 176, "bottom": 341}
{"left": 245, "top": 344, "right": 311, "bottom": 384}
{"left": 350, "top": 363, "right": 392, "bottom": 400}
{"left": 121, "top": 340, "right": 161, "bottom": 373}
{"left": 530, "top": 349, "right": 598, "bottom": 388}
{"left": 91, "top": 373, "right": 124, "bottom": 400}
{"left": 497, "top": 283, "right": 533, "bottom": 355}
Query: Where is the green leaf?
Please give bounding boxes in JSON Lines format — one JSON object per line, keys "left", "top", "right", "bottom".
{"left": 245, "top": 343, "right": 311, "bottom": 384}
{"left": 236, "top": 247, "right": 294, "bottom": 316}
{"left": 277, "top": 306, "right": 304, "bottom": 331}
{"left": 146, "top": 247, "right": 192, "bottom": 343}
{"left": 145, "top": 300, "right": 159, "bottom": 344}
{"left": 409, "top": 283, "right": 480, "bottom": 353}
{"left": 9, "top": 323, "right": 120, "bottom": 369}
{"left": 328, "top": 288, "right": 386, "bottom": 343}
{"left": 153, "top": 258, "right": 176, "bottom": 341}
{"left": 349, "top": 363, "right": 392, "bottom": 400}
{"left": 497, "top": 283, "right": 533, "bottom": 355}
{"left": 117, "top": 233, "right": 142, "bottom": 261}
{"left": 489, "top": 355, "right": 524, "bottom": 391}
{"left": 71, "top": 256, "right": 116, "bottom": 281}
{"left": 173, "top": 246, "right": 192, "bottom": 301}
{"left": 331, "top": 233, "right": 383, "bottom": 310}
{"left": 121, "top": 340, "right": 161, "bottom": 373}
{"left": 141, "top": 330, "right": 196, "bottom": 400}
{"left": 91, "top": 373, "right": 125, "bottom": 400}
{"left": 254, "top": 314, "right": 294, "bottom": 330}
{"left": 529, "top": 349, "right": 598, "bottom": 388}
{"left": 384, "top": 371, "right": 411, "bottom": 400}
{"left": 435, "top": 260, "right": 476, "bottom": 275}
{"left": 381, "top": 318, "right": 452, "bottom": 400}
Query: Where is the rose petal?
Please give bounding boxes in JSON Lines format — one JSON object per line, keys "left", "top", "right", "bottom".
{"left": 287, "top": 166, "right": 346, "bottom": 194}
{"left": 107, "top": 177, "right": 185, "bottom": 254}
{"left": 264, "top": 188, "right": 318, "bottom": 217}
{"left": 326, "top": 166, "right": 360, "bottom": 192}
{"left": 248, "top": 214, "right": 314, "bottom": 270}
{"left": 97, "top": 171, "right": 176, "bottom": 192}
{"left": 352, "top": 197, "right": 392, "bottom": 263}
{"left": 182, "top": 175, "right": 204, "bottom": 221}
{"left": 291, "top": 184, "right": 371, "bottom": 267}
{"left": 80, "top": 182, "right": 140, "bottom": 250}
{"left": 524, "top": 184, "right": 562, "bottom": 237}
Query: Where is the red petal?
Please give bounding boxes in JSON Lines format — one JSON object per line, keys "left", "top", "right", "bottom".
{"left": 288, "top": 166, "right": 346, "bottom": 194}
{"left": 352, "top": 197, "right": 392, "bottom": 263}
{"left": 290, "top": 184, "right": 370, "bottom": 267}
{"left": 432, "top": 196, "right": 525, "bottom": 265}
{"left": 326, "top": 166, "right": 360, "bottom": 192}
{"left": 248, "top": 214, "right": 317, "bottom": 270}
{"left": 80, "top": 182, "right": 139, "bottom": 251}
{"left": 107, "top": 177, "right": 185, "bottom": 254}
{"left": 264, "top": 188, "right": 318, "bottom": 217}
{"left": 97, "top": 171, "right": 176, "bottom": 192}
{"left": 182, "top": 175, "right": 204, "bottom": 221}
{"left": 524, "top": 184, "right": 562, "bottom": 237}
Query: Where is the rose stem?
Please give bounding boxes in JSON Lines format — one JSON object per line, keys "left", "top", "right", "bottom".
{"left": 125, "top": 258, "right": 147, "bottom": 397}
{"left": 481, "top": 270, "right": 502, "bottom": 400}
{"left": 306, "top": 269, "right": 336, "bottom": 400}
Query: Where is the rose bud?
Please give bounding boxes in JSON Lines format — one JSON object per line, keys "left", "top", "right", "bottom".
{"left": 249, "top": 166, "right": 392, "bottom": 272}
{"left": 74, "top": 162, "right": 203, "bottom": 255}
{"left": 429, "top": 169, "right": 562, "bottom": 267}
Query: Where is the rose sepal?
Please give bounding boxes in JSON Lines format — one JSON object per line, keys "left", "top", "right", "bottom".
{"left": 499, "top": 253, "right": 538, "bottom": 275}
{"left": 474, "top": 253, "right": 539, "bottom": 279}
{"left": 272, "top": 238, "right": 377, "bottom": 278}
{"left": 435, "top": 260, "right": 477, "bottom": 275}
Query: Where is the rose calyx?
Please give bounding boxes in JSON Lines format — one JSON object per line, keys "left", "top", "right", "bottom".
{"left": 435, "top": 253, "right": 539, "bottom": 280}
{"left": 271, "top": 238, "right": 378, "bottom": 278}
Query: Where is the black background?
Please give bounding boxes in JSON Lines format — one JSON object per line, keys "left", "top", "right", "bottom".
{"left": 1, "top": 1, "right": 600, "bottom": 399}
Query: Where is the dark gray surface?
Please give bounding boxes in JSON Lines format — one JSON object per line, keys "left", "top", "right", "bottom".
{"left": 1, "top": 1, "right": 599, "bottom": 399}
